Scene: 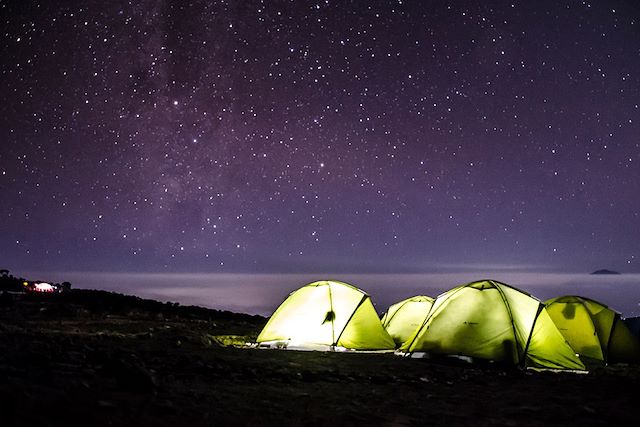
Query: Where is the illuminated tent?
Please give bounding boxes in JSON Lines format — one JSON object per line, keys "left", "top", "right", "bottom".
{"left": 381, "top": 296, "right": 434, "bottom": 347}
{"left": 545, "top": 296, "right": 640, "bottom": 364}
{"left": 399, "top": 280, "right": 585, "bottom": 370}
{"left": 256, "top": 280, "right": 395, "bottom": 351}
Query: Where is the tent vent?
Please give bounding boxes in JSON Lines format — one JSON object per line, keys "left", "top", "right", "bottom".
{"left": 323, "top": 311, "right": 335, "bottom": 324}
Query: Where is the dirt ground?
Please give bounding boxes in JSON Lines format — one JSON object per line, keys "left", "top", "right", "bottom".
{"left": 0, "top": 290, "right": 638, "bottom": 426}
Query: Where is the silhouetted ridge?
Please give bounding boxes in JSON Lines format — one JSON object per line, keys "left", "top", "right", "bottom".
{"left": 10, "top": 288, "right": 265, "bottom": 323}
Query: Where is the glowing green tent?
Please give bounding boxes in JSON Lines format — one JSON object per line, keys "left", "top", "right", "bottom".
{"left": 545, "top": 295, "right": 640, "bottom": 364}
{"left": 256, "top": 280, "right": 395, "bottom": 350}
{"left": 399, "top": 280, "right": 585, "bottom": 370}
{"left": 381, "top": 296, "right": 434, "bottom": 347}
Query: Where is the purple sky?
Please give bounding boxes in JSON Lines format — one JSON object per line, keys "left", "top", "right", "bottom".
{"left": 2, "top": 1, "right": 639, "bottom": 276}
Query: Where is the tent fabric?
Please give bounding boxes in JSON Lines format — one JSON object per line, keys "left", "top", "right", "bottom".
{"left": 381, "top": 296, "right": 434, "bottom": 347}
{"left": 545, "top": 296, "right": 640, "bottom": 364}
{"left": 399, "top": 280, "right": 585, "bottom": 370}
{"left": 256, "top": 280, "right": 395, "bottom": 350}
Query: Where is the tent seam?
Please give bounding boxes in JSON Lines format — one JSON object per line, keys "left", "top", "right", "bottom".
{"left": 522, "top": 303, "right": 545, "bottom": 369}
{"left": 328, "top": 282, "right": 335, "bottom": 348}
{"left": 492, "top": 281, "right": 523, "bottom": 366}
{"left": 383, "top": 299, "right": 412, "bottom": 328}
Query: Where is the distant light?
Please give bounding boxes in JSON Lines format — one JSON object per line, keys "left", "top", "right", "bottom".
{"left": 34, "top": 283, "right": 54, "bottom": 292}
{"left": 173, "top": 100, "right": 178, "bottom": 106}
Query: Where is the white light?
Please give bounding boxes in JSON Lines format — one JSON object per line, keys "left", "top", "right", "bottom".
{"left": 35, "top": 283, "right": 54, "bottom": 292}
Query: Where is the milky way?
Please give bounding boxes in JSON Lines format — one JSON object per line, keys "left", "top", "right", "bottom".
{"left": 1, "top": 1, "right": 639, "bottom": 275}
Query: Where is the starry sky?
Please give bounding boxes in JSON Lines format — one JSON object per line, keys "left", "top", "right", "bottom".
{"left": 2, "top": 0, "right": 640, "bottom": 276}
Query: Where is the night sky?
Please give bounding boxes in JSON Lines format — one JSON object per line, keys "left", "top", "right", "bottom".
{"left": 2, "top": 0, "right": 640, "bottom": 276}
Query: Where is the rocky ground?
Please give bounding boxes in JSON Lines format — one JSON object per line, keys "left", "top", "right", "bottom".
{"left": 0, "top": 290, "right": 638, "bottom": 426}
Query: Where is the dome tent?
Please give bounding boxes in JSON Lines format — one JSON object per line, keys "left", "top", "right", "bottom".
{"left": 381, "top": 295, "right": 434, "bottom": 347}
{"left": 399, "top": 280, "right": 585, "bottom": 370}
{"left": 545, "top": 295, "right": 640, "bottom": 364}
{"left": 256, "top": 280, "right": 395, "bottom": 351}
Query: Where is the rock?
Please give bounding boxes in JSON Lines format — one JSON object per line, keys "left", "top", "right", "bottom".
{"left": 591, "top": 269, "right": 621, "bottom": 275}
{"left": 101, "top": 354, "right": 157, "bottom": 393}
{"left": 0, "top": 291, "right": 14, "bottom": 307}
{"left": 98, "top": 400, "right": 115, "bottom": 408}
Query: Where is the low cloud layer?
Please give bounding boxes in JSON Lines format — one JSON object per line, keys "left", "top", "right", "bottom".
{"left": 22, "top": 271, "right": 640, "bottom": 318}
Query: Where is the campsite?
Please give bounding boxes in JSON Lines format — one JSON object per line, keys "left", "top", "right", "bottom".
{"left": 3, "top": 1, "right": 640, "bottom": 425}
{"left": 1, "top": 282, "right": 640, "bottom": 426}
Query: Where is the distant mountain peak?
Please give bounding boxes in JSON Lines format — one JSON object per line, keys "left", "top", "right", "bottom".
{"left": 591, "top": 269, "right": 621, "bottom": 275}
